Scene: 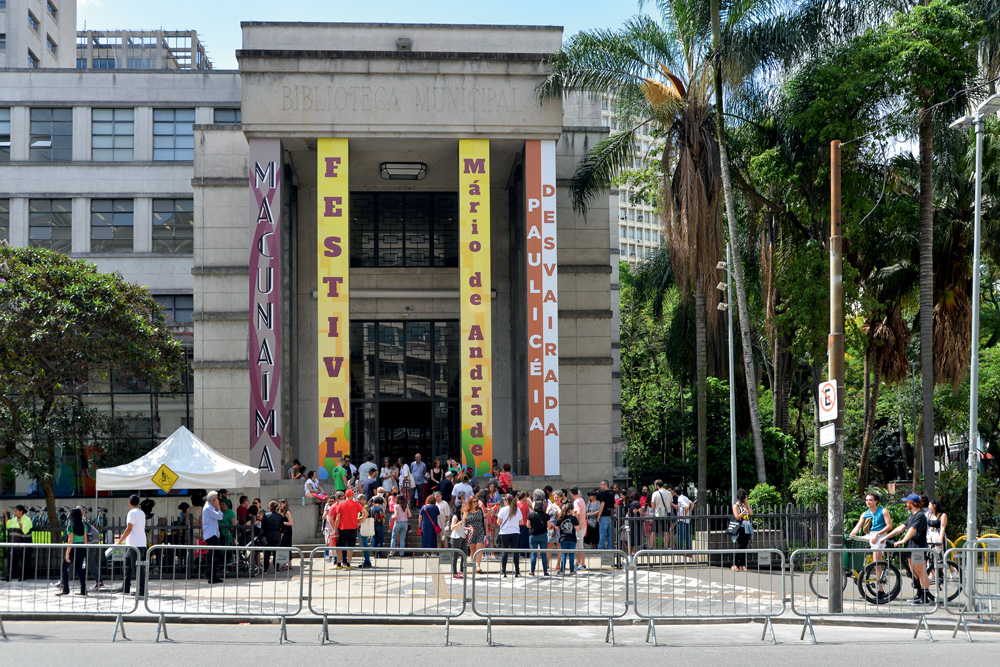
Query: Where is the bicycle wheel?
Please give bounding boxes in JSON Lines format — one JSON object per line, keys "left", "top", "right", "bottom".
{"left": 808, "top": 559, "right": 848, "bottom": 599}
{"left": 859, "top": 560, "right": 901, "bottom": 604}
{"left": 928, "top": 559, "right": 963, "bottom": 602}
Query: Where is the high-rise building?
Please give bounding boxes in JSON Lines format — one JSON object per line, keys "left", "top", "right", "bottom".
{"left": 600, "top": 94, "right": 665, "bottom": 265}
{"left": 75, "top": 29, "right": 211, "bottom": 70}
{"left": 0, "top": 0, "right": 77, "bottom": 69}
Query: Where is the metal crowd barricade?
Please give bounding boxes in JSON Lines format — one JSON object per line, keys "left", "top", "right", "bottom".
{"left": 789, "top": 547, "right": 940, "bottom": 643}
{"left": 307, "top": 547, "right": 466, "bottom": 645}
{"left": 0, "top": 542, "right": 140, "bottom": 641}
{"left": 144, "top": 543, "right": 304, "bottom": 643}
{"left": 632, "top": 548, "right": 786, "bottom": 645}
{"left": 470, "top": 548, "right": 629, "bottom": 645}
{"left": 944, "top": 545, "right": 1000, "bottom": 641}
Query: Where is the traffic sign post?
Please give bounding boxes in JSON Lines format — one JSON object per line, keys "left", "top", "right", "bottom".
{"left": 818, "top": 379, "right": 838, "bottom": 423}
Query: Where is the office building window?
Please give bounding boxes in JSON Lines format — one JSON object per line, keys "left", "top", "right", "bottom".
{"left": 153, "top": 295, "right": 194, "bottom": 325}
{"left": 28, "top": 11, "right": 39, "bottom": 32}
{"left": 0, "top": 199, "right": 9, "bottom": 243}
{"left": 76, "top": 58, "right": 87, "bottom": 68}
{"left": 620, "top": 227, "right": 626, "bottom": 238}
{"left": 152, "top": 108, "right": 194, "bottom": 161}
{"left": 29, "top": 199, "right": 71, "bottom": 252}
{"left": 0, "top": 34, "right": 6, "bottom": 51}
{"left": 90, "top": 199, "right": 134, "bottom": 253}
{"left": 350, "top": 192, "right": 458, "bottom": 268}
{"left": 152, "top": 198, "right": 194, "bottom": 254}
{"left": 213, "top": 108, "right": 241, "bottom": 124}
{"left": 46, "top": 36, "right": 57, "bottom": 55}
{"left": 0, "top": 108, "right": 9, "bottom": 162}
{"left": 30, "top": 107, "right": 73, "bottom": 161}
{"left": 47, "top": 1, "right": 58, "bottom": 20}
{"left": 27, "top": 49, "right": 39, "bottom": 68}
{"left": 92, "top": 108, "right": 134, "bottom": 161}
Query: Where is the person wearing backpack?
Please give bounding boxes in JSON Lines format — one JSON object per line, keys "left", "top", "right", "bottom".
{"left": 498, "top": 463, "right": 514, "bottom": 495}
{"left": 527, "top": 499, "right": 550, "bottom": 576}
{"left": 649, "top": 480, "right": 672, "bottom": 549}
{"left": 495, "top": 494, "right": 522, "bottom": 577}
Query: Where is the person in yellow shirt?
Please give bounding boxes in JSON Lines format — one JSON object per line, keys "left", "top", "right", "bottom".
{"left": 3, "top": 505, "right": 33, "bottom": 581}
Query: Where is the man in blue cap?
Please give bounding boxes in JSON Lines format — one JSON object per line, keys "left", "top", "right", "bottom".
{"left": 885, "top": 493, "right": 932, "bottom": 604}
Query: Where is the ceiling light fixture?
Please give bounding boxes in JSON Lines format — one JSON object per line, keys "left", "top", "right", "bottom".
{"left": 380, "top": 162, "right": 427, "bottom": 180}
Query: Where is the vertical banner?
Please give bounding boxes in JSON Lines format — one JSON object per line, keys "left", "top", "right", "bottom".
{"left": 525, "top": 139, "right": 560, "bottom": 475}
{"left": 249, "top": 139, "right": 282, "bottom": 479}
{"left": 459, "top": 139, "right": 493, "bottom": 477}
{"left": 316, "top": 138, "right": 350, "bottom": 481}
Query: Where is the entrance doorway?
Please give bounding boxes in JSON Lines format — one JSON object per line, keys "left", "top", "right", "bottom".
{"left": 378, "top": 402, "right": 432, "bottom": 464}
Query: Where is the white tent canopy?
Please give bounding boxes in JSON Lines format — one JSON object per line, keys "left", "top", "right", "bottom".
{"left": 96, "top": 426, "right": 261, "bottom": 491}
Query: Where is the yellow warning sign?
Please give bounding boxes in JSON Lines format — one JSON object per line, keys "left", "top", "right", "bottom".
{"left": 152, "top": 464, "right": 179, "bottom": 493}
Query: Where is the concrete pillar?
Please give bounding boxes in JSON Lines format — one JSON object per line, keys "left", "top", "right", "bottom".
{"left": 9, "top": 198, "right": 29, "bottom": 247}
{"left": 134, "top": 107, "right": 153, "bottom": 161}
{"left": 11, "top": 107, "right": 30, "bottom": 161}
{"left": 73, "top": 106, "right": 90, "bottom": 161}
{"left": 134, "top": 196, "right": 152, "bottom": 253}
{"left": 72, "top": 197, "right": 89, "bottom": 254}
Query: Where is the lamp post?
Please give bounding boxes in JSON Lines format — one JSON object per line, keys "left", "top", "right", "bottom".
{"left": 717, "top": 253, "right": 737, "bottom": 505}
{"left": 950, "top": 92, "right": 1000, "bottom": 576}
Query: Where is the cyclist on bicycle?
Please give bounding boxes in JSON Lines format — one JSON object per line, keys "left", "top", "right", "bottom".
{"left": 884, "top": 493, "right": 933, "bottom": 605}
{"left": 850, "top": 492, "right": 893, "bottom": 600}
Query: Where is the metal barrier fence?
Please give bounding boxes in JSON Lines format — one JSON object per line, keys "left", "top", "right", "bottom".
{"left": 470, "top": 548, "right": 629, "bottom": 645}
{"left": 632, "top": 548, "right": 786, "bottom": 645}
{"left": 944, "top": 546, "right": 1000, "bottom": 641}
{"left": 144, "top": 544, "right": 304, "bottom": 643}
{"left": 0, "top": 542, "right": 140, "bottom": 641}
{"left": 307, "top": 547, "right": 466, "bottom": 645}
{"left": 789, "top": 547, "right": 941, "bottom": 643}
{"left": 614, "top": 504, "right": 825, "bottom": 556}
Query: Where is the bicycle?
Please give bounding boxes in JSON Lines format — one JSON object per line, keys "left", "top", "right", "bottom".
{"left": 808, "top": 535, "right": 903, "bottom": 604}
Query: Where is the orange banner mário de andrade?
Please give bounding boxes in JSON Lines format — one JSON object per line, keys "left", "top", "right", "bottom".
{"left": 459, "top": 139, "right": 493, "bottom": 478}
{"left": 317, "top": 138, "right": 350, "bottom": 482}
{"left": 525, "top": 140, "right": 559, "bottom": 475}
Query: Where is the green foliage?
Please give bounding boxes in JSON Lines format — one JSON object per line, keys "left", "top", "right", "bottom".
{"left": 789, "top": 470, "right": 827, "bottom": 508}
{"left": 0, "top": 245, "right": 185, "bottom": 527}
{"left": 748, "top": 482, "right": 782, "bottom": 508}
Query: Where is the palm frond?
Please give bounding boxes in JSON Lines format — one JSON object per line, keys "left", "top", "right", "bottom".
{"left": 569, "top": 130, "right": 642, "bottom": 214}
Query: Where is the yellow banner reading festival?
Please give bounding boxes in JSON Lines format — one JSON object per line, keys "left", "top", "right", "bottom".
{"left": 459, "top": 139, "right": 493, "bottom": 477}
{"left": 317, "top": 138, "right": 350, "bottom": 482}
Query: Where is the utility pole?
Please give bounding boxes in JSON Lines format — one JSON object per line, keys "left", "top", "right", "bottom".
{"left": 828, "top": 140, "right": 845, "bottom": 613}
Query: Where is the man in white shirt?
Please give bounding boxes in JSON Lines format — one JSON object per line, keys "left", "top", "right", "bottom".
{"left": 571, "top": 487, "right": 588, "bottom": 570}
{"left": 202, "top": 491, "right": 226, "bottom": 584}
{"left": 434, "top": 490, "right": 452, "bottom": 547}
{"left": 114, "top": 494, "right": 147, "bottom": 596}
{"left": 649, "top": 480, "right": 672, "bottom": 549}
{"left": 411, "top": 453, "right": 428, "bottom": 508}
{"left": 670, "top": 486, "right": 693, "bottom": 550}
{"left": 452, "top": 475, "right": 473, "bottom": 507}
{"left": 357, "top": 454, "right": 377, "bottom": 481}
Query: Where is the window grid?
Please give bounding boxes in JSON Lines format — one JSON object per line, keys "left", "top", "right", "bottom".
{"left": 47, "top": 1, "right": 58, "bottom": 20}
{"left": 28, "top": 11, "right": 38, "bottom": 32}
{"left": 154, "top": 295, "right": 194, "bottom": 324}
{"left": 30, "top": 108, "right": 73, "bottom": 161}
{"left": 46, "top": 35, "right": 57, "bottom": 55}
{"left": 92, "top": 108, "right": 135, "bottom": 161}
{"left": 90, "top": 199, "right": 134, "bottom": 253}
{"left": 350, "top": 192, "right": 458, "bottom": 268}
{"left": 0, "top": 199, "right": 9, "bottom": 243}
{"left": 152, "top": 198, "right": 194, "bottom": 254}
{"left": 27, "top": 49, "right": 39, "bottom": 68}
{"left": 29, "top": 199, "right": 72, "bottom": 252}
{"left": 213, "top": 108, "right": 241, "bottom": 124}
{"left": 152, "top": 108, "right": 195, "bottom": 161}
{"left": 0, "top": 108, "right": 10, "bottom": 162}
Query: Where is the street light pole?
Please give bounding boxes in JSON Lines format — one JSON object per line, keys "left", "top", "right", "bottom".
{"left": 951, "top": 92, "right": 1000, "bottom": 591}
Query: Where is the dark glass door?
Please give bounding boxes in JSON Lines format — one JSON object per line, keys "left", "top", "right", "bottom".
{"left": 378, "top": 401, "right": 432, "bottom": 464}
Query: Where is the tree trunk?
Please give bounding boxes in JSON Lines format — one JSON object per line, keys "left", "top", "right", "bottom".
{"left": 898, "top": 413, "right": 909, "bottom": 472}
{"left": 696, "top": 285, "right": 708, "bottom": 510}
{"left": 913, "top": 414, "right": 923, "bottom": 489}
{"left": 918, "top": 106, "right": 936, "bottom": 498}
{"left": 711, "top": 1, "right": 765, "bottom": 483}
{"left": 858, "top": 357, "right": 882, "bottom": 495}
{"left": 41, "top": 477, "right": 59, "bottom": 542}
{"left": 773, "top": 336, "right": 783, "bottom": 428}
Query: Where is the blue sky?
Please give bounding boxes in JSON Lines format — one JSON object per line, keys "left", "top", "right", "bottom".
{"left": 77, "top": 0, "right": 643, "bottom": 69}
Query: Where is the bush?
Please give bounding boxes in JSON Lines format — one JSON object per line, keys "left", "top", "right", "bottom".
{"left": 789, "top": 471, "right": 827, "bottom": 508}
{"left": 748, "top": 482, "right": 782, "bottom": 509}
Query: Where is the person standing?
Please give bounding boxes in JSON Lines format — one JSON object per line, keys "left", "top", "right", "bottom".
{"left": 331, "top": 460, "right": 348, "bottom": 494}
{"left": 449, "top": 506, "right": 468, "bottom": 578}
{"left": 527, "top": 499, "right": 550, "bottom": 576}
{"left": 671, "top": 486, "right": 693, "bottom": 550}
{"left": 419, "top": 495, "right": 441, "bottom": 551}
{"left": 597, "top": 480, "right": 615, "bottom": 550}
{"left": 555, "top": 501, "right": 580, "bottom": 574}
{"left": 397, "top": 457, "right": 412, "bottom": 508}
{"left": 361, "top": 467, "right": 380, "bottom": 500}
{"left": 435, "top": 491, "right": 452, "bottom": 548}
{"left": 885, "top": 493, "right": 934, "bottom": 604}
{"left": 202, "top": 491, "right": 225, "bottom": 583}
{"left": 498, "top": 463, "right": 514, "bottom": 495}
{"left": 277, "top": 499, "right": 294, "bottom": 571}
{"left": 2, "top": 505, "right": 32, "bottom": 582}
{"left": 114, "top": 494, "right": 147, "bottom": 597}
{"left": 56, "top": 507, "right": 88, "bottom": 596}
{"left": 495, "top": 494, "right": 522, "bottom": 577}
{"left": 570, "top": 487, "right": 588, "bottom": 570}
{"left": 369, "top": 495, "right": 386, "bottom": 558}
{"left": 464, "top": 497, "right": 487, "bottom": 573}
{"left": 428, "top": 458, "right": 444, "bottom": 496}
{"left": 439, "top": 470, "right": 455, "bottom": 506}
{"left": 332, "top": 489, "right": 365, "bottom": 568}
{"left": 389, "top": 492, "right": 411, "bottom": 557}
{"left": 585, "top": 491, "right": 600, "bottom": 548}
{"left": 731, "top": 488, "right": 752, "bottom": 572}
{"left": 453, "top": 474, "right": 472, "bottom": 506}
{"left": 358, "top": 454, "right": 377, "bottom": 482}
{"left": 649, "top": 480, "right": 671, "bottom": 549}
{"left": 411, "top": 453, "right": 428, "bottom": 508}
{"left": 516, "top": 491, "right": 531, "bottom": 553}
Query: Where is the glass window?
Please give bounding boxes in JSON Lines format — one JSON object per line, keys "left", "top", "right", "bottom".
{"left": 0, "top": 199, "right": 9, "bottom": 243}
{"left": 152, "top": 198, "right": 193, "bottom": 254}
{"left": 76, "top": 58, "right": 86, "bottom": 69}
{"left": 90, "top": 199, "right": 134, "bottom": 253}
{"left": 620, "top": 227, "right": 626, "bottom": 238}
{"left": 47, "top": 1, "right": 58, "bottom": 19}
{"left": 152, "top": 108, "right": 195, "bottom": 161}
{"left": 46, "top": 36, "right": 57, "bottom": 55}
{"left": 92, "top": 108, "right": 134, "bottom": 161}
{"left": 349, "top": 192, "right": 458, "bottom": 268}
{"left": 30, "top": 107, "right": 73, "bottom": 161}
{"left": 28, "top": 11, "right": 39, "bottom": 32}
{"left": 0, "top": 34, "right": 6, "bottom": 51}
{"left": 0, "top": 108, "right": 9, "bottom": 162}
{"left": 628, "top": 228, "right": 635, "bottom": 239}
{"left": 27, "top": 49, "right": 39, "bottom": 68}
{"left": 213, "top": 108, "right": 241, "bottom": 124}
{"left": 153, "top": 295, "right": 194, "bottom": 324}
{"left": 29, "top": 199, "right": 72, "bottom": 252}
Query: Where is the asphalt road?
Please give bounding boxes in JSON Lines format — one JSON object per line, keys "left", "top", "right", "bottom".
{"left": 0, "top": 620, "right": 995, "bottom": 665}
